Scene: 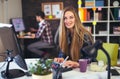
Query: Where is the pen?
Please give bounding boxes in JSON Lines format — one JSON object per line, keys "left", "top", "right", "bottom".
{"left": 60, "top": 56, "right": 69, "bottom": 66}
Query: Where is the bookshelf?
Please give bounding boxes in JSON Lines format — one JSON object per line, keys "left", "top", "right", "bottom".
{"left": 78, "top": 0, "right": 120, "bottom": 46}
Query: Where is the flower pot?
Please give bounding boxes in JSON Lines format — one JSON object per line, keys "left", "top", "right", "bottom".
{"left": 32, "top": 73, "right": 53, "bottom": 79}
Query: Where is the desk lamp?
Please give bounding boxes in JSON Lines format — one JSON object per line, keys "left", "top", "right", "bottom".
{"left": 1, "top": 49, "right": 28, "bottom": 79}
{"left": 82, "top": 40, "right": 111, "bottom": 79}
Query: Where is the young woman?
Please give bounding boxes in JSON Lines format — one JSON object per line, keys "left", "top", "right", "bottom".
{"left": 54, "top": 6, "right": 93, "bottom": 68}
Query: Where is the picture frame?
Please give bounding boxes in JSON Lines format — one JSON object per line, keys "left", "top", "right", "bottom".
{"left": 42, "top": 2, "right": 63, "bottom": 20}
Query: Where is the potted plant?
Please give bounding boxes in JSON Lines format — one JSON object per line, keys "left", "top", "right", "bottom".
{"left": 29, "top": 58, "right": 53, "bottom": 79}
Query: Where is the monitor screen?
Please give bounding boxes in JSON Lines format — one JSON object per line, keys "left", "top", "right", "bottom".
{"left": 11, "top": 18, "right": 25, "bottom": 32}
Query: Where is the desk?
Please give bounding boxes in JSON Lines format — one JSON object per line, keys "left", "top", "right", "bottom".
{"left": 17, "top": 32, "right": 35, "bottom": 39}
{"left": 0, "top": 58, "right": 120, "bottom": 79}
{"left": 17, "top": 34, "right": 40, "bottom": 58}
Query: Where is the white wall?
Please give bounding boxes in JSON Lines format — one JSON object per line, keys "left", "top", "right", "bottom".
{"left": 0, "top": 0, "right": 4, "bottom": 23}
{"left": 0, "top": 0, "right": 22, "bottom": 23}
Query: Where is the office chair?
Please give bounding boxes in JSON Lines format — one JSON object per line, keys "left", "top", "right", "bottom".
{"left": 0, "top": 27, "right": 24, "bottom": 61}
{"left": 41, "top": 29, "right": 58, "bottom": 58}
{"left": 96, "top": 43, "right": 119, "bottom": 66}
{"left": 0, "top": 27, "right": 28, "bottom": 78}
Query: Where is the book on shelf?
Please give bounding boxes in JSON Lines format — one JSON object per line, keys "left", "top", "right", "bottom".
{"left": 98, "top": 12, "right": 102, "bottom": 20}
{"left": 114, "top": 8, "right": 118, "bottom": 20}
{"left": 99, "top": 31, "right": 108, "bottom": 34}
{"left": 110, "top": 9, "right": 115, "bottom": 20}
{"left": 79, "top": 8, "right": 92, "bottom": 21}
{"left": 113, "top": 26, "right": 120, "bottom": 35}
{"left": 114, "top": 8, "right": 119, "bottom": 20}
{"left": 118, "top": 8, "right": 120, "bottom": 20}
{"left": 95, "top": 0, "right": 104, "bottom": 7}
{"left": 83, "top": 8, "right": 87, "bottom": 21}
{"left": 95, "top": 12, "right": 99, "bottom": 21}
{"left": 94, "top": 12, "right": 102, "bottom": 21}
{"left": 79, "top": 8, "right": 84, "bottom": 21}
{"left": 113, "top": 32, "right": 120, "bottom": 35}
{"left": 85, "top": 0, "right": 94, "bottom": 7}
{"left": 85, "top": 26, "right": 92, "bottom": 33}
{"left": 87, "top": 11, "right": 90, "bottom": 21}
{"left": 110, "top": 8, "right": 120, "bottom": 20}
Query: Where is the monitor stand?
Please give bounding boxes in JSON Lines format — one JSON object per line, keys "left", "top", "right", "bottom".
{"left": 1, "top": 69, "right": 25, "bottom": 78}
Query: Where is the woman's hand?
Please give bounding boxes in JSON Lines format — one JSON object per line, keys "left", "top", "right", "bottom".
{"left": 64, "top": 60, "right": 79, "bottom": 68}
{"left": 54, "top": 58, "right": 64, "bottom": 63}
{"left": 54, "top": 58, "right": 79, "bottom": 68}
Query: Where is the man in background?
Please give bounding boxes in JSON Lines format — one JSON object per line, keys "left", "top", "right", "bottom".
{"left": 27, "top": 11, "right": 53, "bottom": 58}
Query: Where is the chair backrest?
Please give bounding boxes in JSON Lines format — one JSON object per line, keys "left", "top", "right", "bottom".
{"left": 0, "top": 27, "right": 21, "bottom": 62}
{"left": 96, "top": 43, "right": 119, "bottom": 66}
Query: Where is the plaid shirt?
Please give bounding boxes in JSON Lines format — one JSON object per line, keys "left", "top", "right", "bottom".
{"left": 35, "top": 20, "right": 53, "bottom": 44}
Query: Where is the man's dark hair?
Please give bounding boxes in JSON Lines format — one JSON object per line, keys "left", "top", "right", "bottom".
{"left": 36, "top": 11, "right": 45, "bottom": 19}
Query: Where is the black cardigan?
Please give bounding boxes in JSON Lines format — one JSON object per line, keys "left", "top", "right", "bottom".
{"left": 54, "top": 30, "right": 93, "bottom": 61}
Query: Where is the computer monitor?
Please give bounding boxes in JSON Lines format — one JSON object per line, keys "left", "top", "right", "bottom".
{"left": 11, "top": 18, "right": 25, "bottom": 32}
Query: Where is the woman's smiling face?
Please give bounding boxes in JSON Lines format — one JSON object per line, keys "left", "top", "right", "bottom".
{"left": 64, "top": 11, "right": 75, "bottom": 29}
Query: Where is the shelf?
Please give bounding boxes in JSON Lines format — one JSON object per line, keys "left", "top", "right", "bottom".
{"left": 94, "top": 34, "right": 108, "bottom": 36}
{"left": 82, "top": 21, "right": 109, "bottom": 23}
{"left": 109, "top": 20, "right": 120, "bottom": 22}
{"left": 81, "top": 6, "right": 108, "bottom": 9}
{"left": 82, "top": 21, "right": 94, "bottom": 23}
{"left": 46, "top": 18, "right": 60, "bottom": 20}
{"left": 82, "top": 20, "right": 120, "bottom": 23}
{"left": 96, "top": 21, "right": 109, "bottom": 23}
{"left": 79, "top": 0, "right": 120, "bottom": 45}
{"left": 109, "top": 34, "right": 120, "bottom": 36}
{"left": 110, "top": 6, "right": 120, "bottom": 8}
{"left": 92, "top": 34, "right": 108, "bottom": 37}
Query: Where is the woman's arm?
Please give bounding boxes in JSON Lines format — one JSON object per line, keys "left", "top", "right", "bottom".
{"left": 64, "top": 60, "right": 79, "bottom": 68}
{"left": 54, "top": 57, "right": 64, "bottom": 63}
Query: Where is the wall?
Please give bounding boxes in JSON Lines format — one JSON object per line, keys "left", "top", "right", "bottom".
{"left": 0, "top": 0, "right": 22, "bottom": 23}
{"left": 22, "top": 0, "right": 78, "bottom": 33}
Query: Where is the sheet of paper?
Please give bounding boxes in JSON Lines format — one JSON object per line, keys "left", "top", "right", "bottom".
{"left": 52, "top": 4, "right": 61, "bottom": 18}
{"left": 44, "top": 4, "right": 51, "bottom": 15}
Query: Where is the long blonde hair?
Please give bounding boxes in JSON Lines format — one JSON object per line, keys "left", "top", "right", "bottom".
{"left": 58, "top": 6, "right": 93, "bottom": 61}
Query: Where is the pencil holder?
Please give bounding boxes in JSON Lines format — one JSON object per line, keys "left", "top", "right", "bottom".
{"left": 52, "top": 62, "right": 62, "bottom": 79}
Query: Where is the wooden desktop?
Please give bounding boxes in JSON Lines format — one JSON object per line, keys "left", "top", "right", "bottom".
{"left": 17, "top": 32, "right": 35, "bottom": 39}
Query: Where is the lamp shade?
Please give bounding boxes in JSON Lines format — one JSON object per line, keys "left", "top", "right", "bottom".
{"left": 81, "top": 40, "right": 102, "bottom": 62}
